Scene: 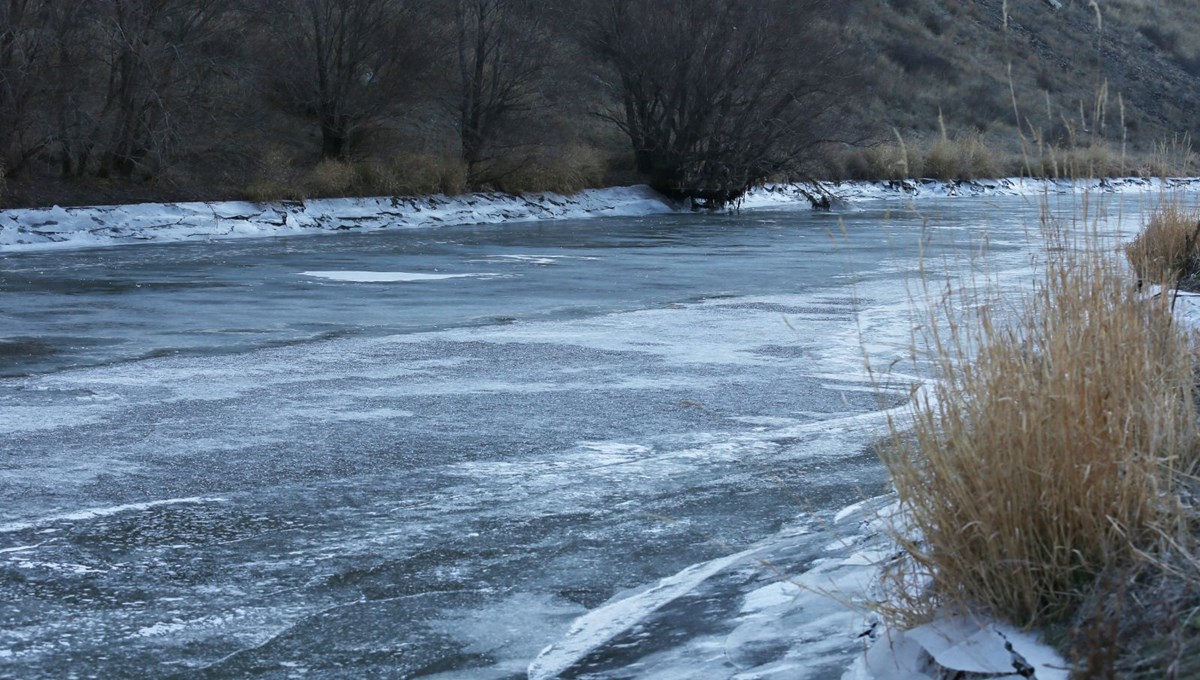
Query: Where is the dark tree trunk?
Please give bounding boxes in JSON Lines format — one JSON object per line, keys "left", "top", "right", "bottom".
{"left": 320, "top": 122, "right": 347, "bottom": 159}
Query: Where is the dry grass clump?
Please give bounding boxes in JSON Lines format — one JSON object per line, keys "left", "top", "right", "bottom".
{"left": 244, "top": 147, "right": 306, "bottom": 202}
{"left": 386, "top": 153, "right": 469, "bottom": 196}
{"left": 1139, "top": 137, "right": 1200, "bottom": 179}
{"left": 1036, "top": 143, "right": 1134, "bottom": 180}
{"left": 851, "top": 142, "right": 922, "bottom": 180}
{"left": 307, "top": 155, "right": 469, "bottom": 198}
{"left": 481, "top": 145, "right": 608, "bottom": 195}
{"left": 243, "top": 152, "right": 470, "bottom": 202}
{"left": 923, "top": 133, "right": 998, "bottom": 180}
{"left": 306, "top": 159, "right": 357, "bottom": 196}
{"left": 1125, "top": 202, "right": 1200, "bottom": 288}
{"left": 882, "top": 219, "right": 1199, "bottom": 630}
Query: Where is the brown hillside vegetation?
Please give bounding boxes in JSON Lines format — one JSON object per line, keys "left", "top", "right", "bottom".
{"left": 848, "top": 0, "right": 1200, "bottom": 178}
{"left": 3, "top": 0, "right": 1200, "bottom": 207}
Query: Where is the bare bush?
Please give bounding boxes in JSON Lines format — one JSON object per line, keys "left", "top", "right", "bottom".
{"left": 585, "top": 0, "right": 860, "bottom": 206}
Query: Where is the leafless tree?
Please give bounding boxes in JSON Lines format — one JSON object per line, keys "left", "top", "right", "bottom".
{"left": 586, "top": 0, "right": 859, "bottom": 206}
{"left": 96, "top": 0, "right": 235, "bottom": 176}
{"left": 37, "top": 0, "right": 236, "bottom": 179}
{"left": 265, "top": 0, "right": 425, "bottom": 159}
{"left": 452, "top": 0, "right": 546, "bottom": 175}
{"left": 0, "top": 0, "right": 52, "bottom": 175}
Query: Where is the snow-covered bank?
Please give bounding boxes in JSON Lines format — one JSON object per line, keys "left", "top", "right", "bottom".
{"left": 741, "top": 175, "right": 1200, "bottom": 209}
{"left": 5, "top": 177, "right": 1199, "bottom": 253}
{"left": 0, "top": 185, "right": 675, "bottom": 253}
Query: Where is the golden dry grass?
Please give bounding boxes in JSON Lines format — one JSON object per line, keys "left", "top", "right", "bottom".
{"left": 1125, "top": 202, "right": 1200, "bottom": 287}
{"left": 882, "top": 215, "right": 1199, "bottom": 629}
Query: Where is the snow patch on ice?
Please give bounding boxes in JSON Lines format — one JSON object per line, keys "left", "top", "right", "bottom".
{"left": 528, "top": 546, "right": 762, "bottom": 679}
{"left": 299, "top": 270, "right": 498, "bottom": 283}
{"left": 0, "top": 496, "right": 228, "bottom": 534}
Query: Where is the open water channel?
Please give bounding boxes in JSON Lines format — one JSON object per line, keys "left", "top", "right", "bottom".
{"left": 0, "top": 193, "right": 1153, "bottom": 677}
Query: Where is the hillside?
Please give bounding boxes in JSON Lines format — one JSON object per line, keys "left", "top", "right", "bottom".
{"left": 4, "top": 0, "right": 1200, "bottom": 208}
{"left": 846, "top": 0, "right": 1200, "bottom": 176}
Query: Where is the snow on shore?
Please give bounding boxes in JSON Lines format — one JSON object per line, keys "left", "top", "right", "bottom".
{"left": 741, "top": 175, "right": 1200, "bottom": 209}
{"left": 0, "top": 185, "right": 675, "bottom": 253}
{"left": 4, "top": 177, "right": 1199, "bottom": 253}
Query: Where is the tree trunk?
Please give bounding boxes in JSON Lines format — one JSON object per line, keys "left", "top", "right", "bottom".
{"left": 320, "top": 121, "right": 347, "bottom": 159}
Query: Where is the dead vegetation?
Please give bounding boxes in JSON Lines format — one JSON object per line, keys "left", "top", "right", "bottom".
{"left": 878, "top": 196, "right": 1200, "bottom": 675}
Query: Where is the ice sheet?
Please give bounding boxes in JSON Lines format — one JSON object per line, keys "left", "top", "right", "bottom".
{"left": 299, "top": 271, "right": 498, "bottom": 282}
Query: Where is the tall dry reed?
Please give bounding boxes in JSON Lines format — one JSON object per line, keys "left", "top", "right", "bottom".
{"left": 882, "top": 214, "right": 1198, "bottom": 628}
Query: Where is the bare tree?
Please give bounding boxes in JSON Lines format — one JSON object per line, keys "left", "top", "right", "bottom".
{"left": 37, "top": 0, "right": 236, "bottom": 179}
{"left": 452, "top": 0, "right": 546, "bottom": 175}
{"left": 265, "top": 0, "right": 424, "bottom": 159}
{"left": 587, "top": 0, "right": 859, "bottom": 206}
{"left": 0, "top": 0, "right": 52, "bottom": 175}
{"left": 96, "top": 0, "right": 235, "bottom": 176}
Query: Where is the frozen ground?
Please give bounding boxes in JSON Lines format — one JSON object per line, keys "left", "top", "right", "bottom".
{"left": 0, "top": 191, "right": 1173, "bottom": 677}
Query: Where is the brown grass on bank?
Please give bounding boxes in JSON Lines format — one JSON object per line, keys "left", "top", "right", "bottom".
{"left": 242, "top": 147, "right": 612, "bottom": 203}
{"left": 1125, "top": 202, "right": 1200, "bottom": 288}
{"left": 881, "top": 215, "right": 1199, "bottom": 631}
{"left": 486, "top": 145, "right": 607, "bottom": 195}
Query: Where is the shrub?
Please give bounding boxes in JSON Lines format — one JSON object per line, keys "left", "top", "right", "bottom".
{"left": 922, "top": 138, "right": 959, "bottom": 180}
{"left": 859, "top": 142, "right": 922, "bottom": 180}
{"left": 882, "top": 218, "right": 1199, "bottom": 629}
{"left": 489, "top": 145, "right": 608, "bottom": 195}
{"left": 244, "top": 148, "right": 305, "bottom": 202}
{"left": 306, "top": 159, "right": 357, "bottom": 197}
{"left": 1125, "top": 202, "right": 1200, "bottom": 287}
{"left": 387, "top": 153, "right": 468, "bottom": 196}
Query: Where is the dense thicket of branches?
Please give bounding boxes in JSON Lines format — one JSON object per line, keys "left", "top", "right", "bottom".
{"left": 586, "top": 0, "right": 858, "bottom": 204}
{"left": 0, "top": 0, "right": 861, "bottom": 205}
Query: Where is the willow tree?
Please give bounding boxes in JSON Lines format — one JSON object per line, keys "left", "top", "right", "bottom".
{"left": 587, "top": 0, "right": 858, "bottom": 206}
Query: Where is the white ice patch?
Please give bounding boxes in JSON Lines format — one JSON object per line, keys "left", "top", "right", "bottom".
{"left": 0, "top": 496, "right": 228, "bottom": 534}
{"left": 844, "top": 614, "right": 1069, "bottom": 680}
{"left": 471, "top": 254, "right": 601, "bottom": 266}
{"left": 528, "top": 546, "right": 762, "bottom": 680}
{"left": 299, "top": 271, "right": 497, "bottom": 283}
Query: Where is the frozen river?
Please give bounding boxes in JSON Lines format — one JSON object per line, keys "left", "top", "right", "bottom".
{"left": 0, "top": 193, "right": 1151, "bottom": 677}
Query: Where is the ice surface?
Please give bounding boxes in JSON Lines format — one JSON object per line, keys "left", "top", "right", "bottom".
{"left": 299, "top": 270, "right": 498, "bottom": 282}
{"left": 529, "top": 496, "right": 903, "bottom": 679}
{"left": 0, "top": 497, "right": 228, "bottom": 534}
{"left": 843, "top": 615, "right": 1070, "bottom": 680}
{"left": 528, "top": 547, "right": 761, "bottom": 679}
{"left": 2, "top": 190, "right": 1165, "bottom": 676}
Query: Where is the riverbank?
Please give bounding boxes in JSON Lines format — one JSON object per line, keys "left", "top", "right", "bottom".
{"left": 5, "top": 177, "right": 1200, "bottom": 253}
